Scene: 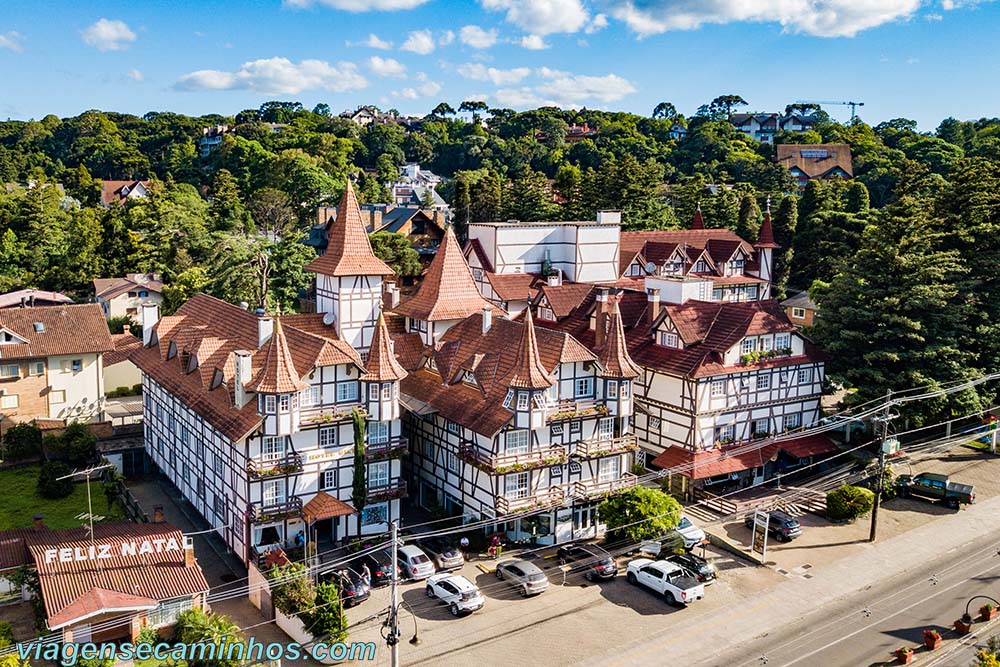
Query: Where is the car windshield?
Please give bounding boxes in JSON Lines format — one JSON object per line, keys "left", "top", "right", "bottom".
{"left": 412, "top": 554, "right": 430, "bottom": 564}
{"left": 678, "top": 517, "right": 692, "bottom": 529}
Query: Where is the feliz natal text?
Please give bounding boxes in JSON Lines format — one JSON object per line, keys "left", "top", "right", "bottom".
{"left": 44, "top": 537, "right": 184, "bottom": 564}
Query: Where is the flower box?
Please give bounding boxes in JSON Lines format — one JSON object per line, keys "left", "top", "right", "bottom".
{"left": 923, "top": 629, "right": 942, "bottom": 650}
{"left": 894, "top": 647, "right": 913, "bottom": 664}
{"left": 981, "top": 604, "right": 998, "bottom": 621}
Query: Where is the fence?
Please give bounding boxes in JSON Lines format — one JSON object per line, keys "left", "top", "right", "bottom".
{"left": 100, "top": 466, "right": 148, "bottom": 523}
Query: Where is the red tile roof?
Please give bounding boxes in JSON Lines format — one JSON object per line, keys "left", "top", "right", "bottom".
{"left": 303, "top": 492, "right": 355, "bottom": 523}
{"left": 93, "top": 273, "right": 164, "bottom": 301}
{"left": 651, "top": 434, "right": 837, "bottom": 479}
{"left": 100, "top": 180, "right": 150, "bottom": 207}
{"left": 597, "top": 300, "right": 641, "bottom": 380}
{"left": 755, "top": 208, "right": 779, "bottom": 248}
{"left": 501, "top": 307, "right": 554, "bottom": 389}
{"left": 306, "top": 180, "right": 394, "bottom": 277}
{"left": 536, "top": 282, "right": 594, "bottom": 319}
{"left": 691, "top": 206, "right": 705, "bottom": 230}
{"left": 0, "top": 304, "right": 113, "bottom": 360}
{"left": 485, "top": 272, "right": 541, "bottom": 303}
{"left": 360, "top": 312, "right": 407, "bottom": 382}
{"left": 106, "top": 333, "right": 142, "bottom": 367}
{"left": 247, "top": 319, "right": 308, "bottom": 394}
{"left": 394, "top": 225, "right": 498, "bottom": 321}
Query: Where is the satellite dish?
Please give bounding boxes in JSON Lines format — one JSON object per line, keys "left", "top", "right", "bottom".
{"left": 322, "top": 312, "right": 335, "bottom": 326}
{"left": 644, "top": 262, "right": 656, "bottom": 274}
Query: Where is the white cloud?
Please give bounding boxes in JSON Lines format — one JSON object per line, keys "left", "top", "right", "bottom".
{"left": 492, "top": 69, "right": 636, "bottom": 108}
{"left": 82, "top": 18, "right": 137, "bottom": 51}
{"left": 401, "top": 29, "right": 436, "bottom": 54}
{"left": 127, "top": 68, "right": 144, "bottom": 81}
{"left": 586, "top": 13, "right": 608, "bottom": 33}
{"left": 368, "top": 56, "right": 407, "bottom": 77}
{"left": 0, "top": 31, "right": 25, "bottom": 53}
{"left": 284, "top": 0, "right": 428, "bottom": 10}
{"left": 397, "top": 73, "right": 442, "bottom": 99}
{"left": 350, "top": 33, "right": 393, "bottom": 49}
{"left": 460, "top": 25, "right": 499, "bottom": 48}
{"left": 439, "top": 30, "right": 455, "bottom": 46}
{"left": 609, "top": 0, "right": 923, "bottom": 38}
{"left": 482, "top": 0, "right": 589, "bottom": 34}
{"left": 925, "top": 12, "right": 943, "bottom": 19}
{"left": 457, "top": 62, "right": 532, "bottom": 85}
{"left": 519, "top": 34, "right": 549, "bottom": 49}
{"left": 175, "top": 57, "right": 367, "bottom": 95}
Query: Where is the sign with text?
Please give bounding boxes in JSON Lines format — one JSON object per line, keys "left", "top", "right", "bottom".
{"left": 751, "top": 510, "right": 769, "bottom": 560}
{"left": 43, "top": 537, "right": 184, "bottom": 565}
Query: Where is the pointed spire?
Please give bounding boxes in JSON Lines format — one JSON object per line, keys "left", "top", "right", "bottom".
{"left": 755, "top": 196, "right": 779, "bottom": 248}
{"left": 306, "top": 178, "right": 394, "bottom": 277}
{"left": 691, "top": 201, "right": 705, "bottom": 230}
{"left": 247, "top": 319, "right": 308, "bottom": 393}
{"left": 394, "top": 224, "right": 499, "bottom": 321}
{"left": 598, "top": 299, "right": 641, "bottom": 379}
{"left": 502, "top": 307, "right": 553, "bottom": 389}
{"left": 360, "top": 311, "right": 407, "bottom": 382}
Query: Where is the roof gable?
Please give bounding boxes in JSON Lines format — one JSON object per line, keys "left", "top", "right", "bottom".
{"left": 306, "top": 180, "right": 394, "bottom": 277}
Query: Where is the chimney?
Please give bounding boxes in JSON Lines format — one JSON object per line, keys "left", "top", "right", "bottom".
{"left": 152, "top": 506, "right": 165, "bottom": 523}
{"left": 647, "top": 287, "right": 661, "bottom": 326}
{"left": 595, "top": 210, "right": 622, "bottom": 226}
{"left": 257, "top": 312, "right": 274, "bottom": 349}
{"left": 595, "top": 287, "right": 610, "bottom": 348}
{"left": 547, "top": 269, "right": 562, "bottom": 287}
{"left": 234, "top": 350, "right": 253, "bottom": 408}
{"left": 32, "top": 514, "right": 45, "bottom": 532}
{"left": 482, "top": 306, "right": 493, "bottom": 335}
{"left": 184, "top": 536, "right": 195, "bottom": 567}
{"left": 371, "top": 208, "right": 383, "bottom": 232}
{"left": 141, "top": 303, "right": 160, "bottom": 346}
{"left": 383, "top": 281, "right": 400, "bottom": 311}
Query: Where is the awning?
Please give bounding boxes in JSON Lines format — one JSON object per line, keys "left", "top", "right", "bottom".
{"left": 303, "top": 492, "right": 355, "bottom": 524}
{"left": 652, "top": 435, "right": 837, "bottom": 480}
{"left": 776, "top": 433, "right": 839, "bottom": 458}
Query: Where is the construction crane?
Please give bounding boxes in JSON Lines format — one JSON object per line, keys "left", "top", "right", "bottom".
{"left": 795, "top": 100, "right": 865, "bottom": 121}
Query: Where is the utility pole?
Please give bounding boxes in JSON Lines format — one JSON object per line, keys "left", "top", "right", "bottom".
{"left": 869, "top": 392, "right": 894, "bottom": 543}
{"left": 387, "top": 519, "right": 401, "bottom": 667}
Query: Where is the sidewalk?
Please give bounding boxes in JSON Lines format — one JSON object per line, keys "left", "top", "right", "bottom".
{"left": 588, "top": 493, "right": 1000, "bottom": 667}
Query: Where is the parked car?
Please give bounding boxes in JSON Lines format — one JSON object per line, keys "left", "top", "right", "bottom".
{"left": 360, "top": 547, "right": 400, "bottom": 587}
{"left": 743, "top": 509, "right": 803, "bottom": 542}
{"left": 625, "top": 558, "right": 705, "bottom": 606}
{"left": 674, "top": 516, "right": 707, "bottom": 549}
{"left": 556, "top": 543, "right": 618, "bottom": 581}
{"left": 638, "top": 531, "right": 687, "bottom": 559}
{"left": 895, "top": 472, "right": 975, "bottom": 509}
{"left": 495, "top": 559, "right": 550, "bottom": 597}
{"left": 398, "top": 545, "right": 436, "bottom": 580}
{"left": 425, "top": 574, "right": 485, "bottom": 616}
{"left": 319, "top": 567, "right": 370, "bottom": 607}
{"left": 418, "top": 536, "right": 465, "bottom": 571}
{"left": 667, "top": 552, "right": 717, "bottom": 585}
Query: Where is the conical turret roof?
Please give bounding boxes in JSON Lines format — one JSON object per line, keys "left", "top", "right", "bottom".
{"left": 360, "top": 311, "right": 407, "bottom": 382}
{"left": 306, "top": 180, "right": 394, "bottom": 277}
{"left": 501, "top": 307, "right": 553, "bottom": 389}
{"left": 691, "top": 203, "right": 705, "bottom": 230}
{"left": 755, "top": 199, "right": 780, "bottom": 248}
{"left": 247, "top": 319, "right": 308, "bottom": 393}
{"left": 598, "top": 299, "right": 642, "bottom": 380}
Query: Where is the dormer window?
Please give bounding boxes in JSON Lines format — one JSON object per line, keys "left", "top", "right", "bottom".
{"left": 658, "top": 332, "right": 679, "bottom": 348}
{"left": 695, "top": 260, "right": 707, "bottom": 273}
{"left": 503, "top": 389, "right": 514, "bottom": 409}
{"left": 740, "top": 338, "right": 757, "bottom": 355}
{"left": 516, "top": 392, "right": 529, "bottom": 410}
{"left": 775, "top": 333, "right": 791, "bottom": 350}
{"left": 538, "top": 306, "right": 555, "bottom": 321}
{"left": 732, "top": 259, "right": 745, "bottom": 275}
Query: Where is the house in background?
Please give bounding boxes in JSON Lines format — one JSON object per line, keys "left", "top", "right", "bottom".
{"left": 104, "top": 332, "right": 143, "bottom": 392}
{"left": 775, "top": 144, "right": 853, "bottom": 188}
{"left": 311, "top": 203, "right": 447, "bottom": 258}
{"left": 782, "top": 291, "right": 818, "bottom": 328}
{"left": 100, "top": 180, "right": 151, "bottom": 207}
{"left": 0, "top": 304, "right": 113, "bottom": 433}
{"left": 0, "top": 289, "right": 73, "bottom": 309}
{"left": 730, "top": 112, "right": 821, "bottom": 144}
{"left": 198, "top": 125, "right": 234, "bottom": 157}
{"left": 94, "top": 273, "right": 165, "bottom": 320}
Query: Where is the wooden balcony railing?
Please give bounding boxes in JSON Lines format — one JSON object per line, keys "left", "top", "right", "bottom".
{"left": 459, "top": 443, "right": 567, "bottom": 474}
{"left": 246, "top": 452, "right": 303, "bottom": 479}
{"left": 366, "top": 436, "right": 408, "bottom": 461}
{"left": 247, "top": 497, "right": 304, "bottom": 524}
{"left": 544, "top": 398, "right": 609, "bottom": 423}
{"left": 575, "top": 435, "right": 638, "bottom": 459}
{"left": 496, "top": 485, "right": 565, "bottom": 515}
{"left": 573, "top": 472, "right": 638, "bottom": 499}
{"left": 301, "top": 404, "right": 363, "bottom": 425}
{"left": 367, "top": 480, "right": 408, "bottom": 503}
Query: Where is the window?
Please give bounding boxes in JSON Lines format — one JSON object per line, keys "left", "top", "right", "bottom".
{"left": 551, "top": 424, "right": 564, "bottom": 436}
{"left": 575, "top": 377, "right": 593, "bottom": 398}
{"left": 264, "top": 395, "right": 277, "bottom": 413}
{"left": 570, "top": 421, "right": 581, "bottom": 434}
{"left": 262, "top": 436, "right": 284, "bottom": 461}
{"left": 606, "top": 381, "right": 618, "bottom": 399}
{"left": 71, "top": 359, "right": 82, "bottom": 372}
{"left": 180, "top": 426, "right": 190, "bottom": 446}
{"left": 139, "top": 290, "right": 149, "bottom": 298}
{"left": 336, "top": 381, "right": 359, "bottom": 403}
{"left": 783, "top": 413, "right": 802, "bottom": 430}
{"left": 319, "top": 427, "right": 337, "bottom": 448}
{"left": 214, "top": 453, "right": 223, "bottom": 476}
{"left": 797, "top": 368, "right": 812, "bottom": 385}
{"left": 753, "top": 418, "right": 770, "bottom": 436}
{"left": 538, "top": 307, "right": 555, "bottom": 321}
{"left": 278, "top": 395, "right": 290, "bottom": 412}
{"left": 621, "top": 381, "right": 630, "bottom": 397}
{"left": 775, "top": 333, "right": 791, "bottom": 350}
{"left": 472, "top": 268, "right": 483, "bottom": 280}
{"left": 732, "top": 259, "right": 745, "bottom": 274}
{"left": 446, "top": 421, "right": 459, "bottom": 434}
{"left": 659, "top": 332, "right": 679, "bottom": 348}
{"left": 516, "top": 392, "right": 529, "bottom": 410}
{"left": 505, "top": 472, "right": 529, "bottom": 499}
{"left": 792, "top": 307, "right": 806, "bottom": 319}
{"left": 446, "top": 449, "right": 460, "bottom": 473}
{"left": 361, "top": 502, "right": 388, "bottom": 526}
{"left": 760, "top": 336, "right": 773, "bottom": 352}
{"left": 262, "top": 480, "right": 284, "bottom": 507}
{"left": 740, "top": 338, "right": 757, "bottom": 355}
{"left": 301, "top": 385, "right": 321, "bottom": 407}
{"left": 596, "top": 417, "right": 614, "bottom": 441}
{"left": 29, "top": 362, "right": 44, "bottom": 377}
{"left": 756, "top": 374, "right": 770, "bottom": 391}
{"left": 0, "top": 394, "right": 18, "bottom": 409}
{"left": 147, "top": 598, "right": 194, "bottom": 628}
{"left": 505, "top": 430, "right": 530, "bottom": 455}
{"left": 710, "top": 380, "right": 725, "bottom": 397}
{"left": 695, "top": 260, "right": 707, "bottom": 273}
{"left": 369, "top": 460, "right": 390, "bottom": 487}
{"left": 503, "top": 390, "right": 514, "bottom": 409}
{"left": 0, "top": 364, "right": 19, "bottom": 379}
{"left": 716, "top": 424, "right": 735, "bottom": 442}
{"left": 369, "top": 420, "right": 390, "bottom": 444}
{"left": 649, "top": 417, "right": 662, "bottom": 430}
{"left": 369, "top": 383, "right": 379, "bottom": 400}
{"left": 381, "top": 383, "right": 392, "bottom": 400}
{"left": 50, "top": 390, "right": 66, "bottom": 404}
{"left": 598, "top": 457, "right": 620, "bottom": 483}
{"left": 321, "top": 467, "right": 337, "bottom": 490}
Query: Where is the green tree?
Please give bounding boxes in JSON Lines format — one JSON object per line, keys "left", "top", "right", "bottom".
{"left": 652, "top": 102, "right": 677, "bottom": 120}
{"left": 351, "top": 409, "right": 367, "bottom": 540}
{"left": 503, "top": 170, "right": 558, "bottom": 222}
{"left": 209, "top": 169, "right": 251, "bottom": 234}
{"left": 597, "top": 486, "right": 682, "bottom": 544}
{"left": 162, "top": 267, "right": 211, "bottom": 315}
{"left": 825, "top": 484, "right": 874, "bottom": 521}
{"left": 37, "top": 461, "right": 74, "bottom": 499}
{"left": 736, "top": 193, "right": 761, "bottom": 241}
{"left": 431, "top": 102, "right": 456, "bottom": 118}
{"left": 269, "top": 563, "right": 316, "bottom": 615}
{"left": 303, "top": 582, "right": 348, "bottom": 643}
{"left": 174, "top": 608, "right": 245, "bottom": 667}
{"left": 267, "top": 236, "right": 317, "bottom": 313}
{"left": 771, "top": 196, "right": 798, "bottom": 298}
{"left": 2, "top": 423, "right": 42, "bottom": 461}
{"left": 370, "top": 231, "right": 421, "bottom": 277}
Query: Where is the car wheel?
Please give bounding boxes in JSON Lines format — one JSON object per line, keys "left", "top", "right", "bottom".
{"left": 897, "top": 488, "right": 909, "bottom": 498}
{"left": 947, "top": 497, "right": 960, "bottom": 510}
{"left": 496, "top": 568, "right": 504, "bottom": 580}
{"left": 521, "top": 585, "right": 529, "bottom": 598}
{"left": 626, "top": 572, "right": 637, "bottom": 585}
{"left": 665, "top": 591, "right": 679, "bottom": 606}
{"left": 449, "top": 603, "right": 460, "bottom": 617}
{"left": 585, "top": 571, "right": 595, "bottom": 582}
{"left": 425, "top": 586, "right": 434, "bottom": 598}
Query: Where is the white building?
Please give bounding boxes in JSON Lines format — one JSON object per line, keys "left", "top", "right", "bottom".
{"left": 94, "top": 273, "right": 165, "bottom": 321}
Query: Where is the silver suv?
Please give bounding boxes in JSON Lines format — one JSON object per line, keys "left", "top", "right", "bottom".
{"left": 495, "top": 559, "right": 549, "bottom": 597}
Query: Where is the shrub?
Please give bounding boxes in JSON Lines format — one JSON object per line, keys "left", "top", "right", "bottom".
{"left": 135, "top": 624, "right": 160, "bottom": 647}
{"left": 37, "top": 460, "right": 74, "bottom": 499}
{"left": 302, "top": 581, "right": 348, "bottom": 642}
{"left": 826, "top": 484, "right": 875, "bottom": 521}
{"left": 0, "top": 621, "right": 13, "bottom": 648}
{"left": 47, "top": 423, "right": 97, "bottom": 467}
{"left": 269, "top": 563, "right": 316, "bottom": 616}
{"left": 2, "top": 423, "right": 42, "bottom": 461}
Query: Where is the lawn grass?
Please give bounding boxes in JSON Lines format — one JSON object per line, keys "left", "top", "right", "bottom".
{"left": 0, "top": 464, "right": 122, "bottom": 530}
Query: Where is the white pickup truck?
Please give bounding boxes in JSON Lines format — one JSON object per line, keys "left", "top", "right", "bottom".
{"left": 625, "top": 558, "right": 705, "bottom": 607}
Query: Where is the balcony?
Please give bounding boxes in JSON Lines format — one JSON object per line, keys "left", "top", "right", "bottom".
{"left": 575, "top": 435, "right": 638, "bottom": 459}
{"left": 459, "top": 443, "right": 567, "bottom": 474}
{"left": 544, "top": 399, "right": 608, "bottom": 423}
{"left": 573, "top": 472, "right": 639, "bottom": 499}
{"left": 246, "top": 452, "right": 303, "bottom": 479}
{"left": 301, "top": 404, "right": 363, "bottom": 425}
{"left": 247, "top": 497, "right": 304, "bottom": 524}
{"left": 496, "top": 485, "right": 565, "bottom": 515}
{"left": 366, "top": 436, "right": 408, "bottom": 461}
{"left": 366, "top": 480, "right": 408, "bottom": 503}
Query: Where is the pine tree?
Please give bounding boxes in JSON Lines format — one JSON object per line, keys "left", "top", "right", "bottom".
{"left": 771, "top": 196, "right": 797, "bottom": 299}
{"left": 736, "top": 192, "right": 762, "bottom": 241}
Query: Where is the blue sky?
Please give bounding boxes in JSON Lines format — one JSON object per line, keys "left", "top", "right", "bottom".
{"left": 0, "top": 0, "right": 996, "bottom": 129}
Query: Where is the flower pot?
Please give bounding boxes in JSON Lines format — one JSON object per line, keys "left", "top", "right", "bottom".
{"left": 955, "top": 619, "right": 973, "bottom": 636}
{"left": 924, "top": 635, "right": 942, "bottom": 650}
{"left": 981, "top": 606, "right": 998, "bottom": 621}
{"left": 895, "top": 649, "right": 914, "bottom": 664}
